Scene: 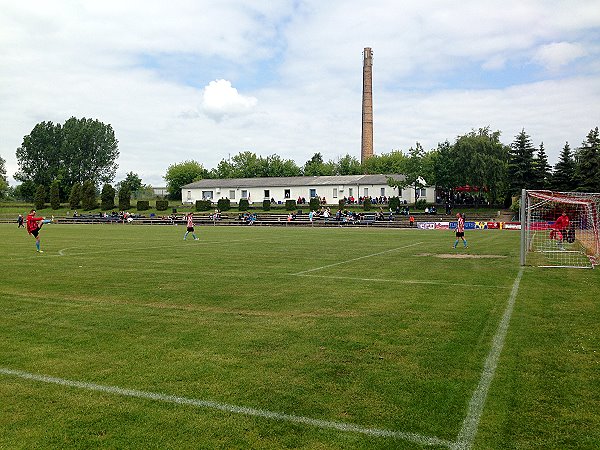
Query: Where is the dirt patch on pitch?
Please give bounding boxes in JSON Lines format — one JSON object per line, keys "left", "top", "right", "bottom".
{"left": 416, "top": 253, "right": 508, "bottom": 259}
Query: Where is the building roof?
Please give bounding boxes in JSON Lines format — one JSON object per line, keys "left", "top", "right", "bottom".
{"left": 182, "top": 174, "right": 406, "bottom": 189}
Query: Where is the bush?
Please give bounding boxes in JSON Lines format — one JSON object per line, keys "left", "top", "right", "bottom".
{"left": 69, "top": 182, "right": 82, "bottom": 209}
{"left": 217, "top": 198, "right": 231, "bottom": 211}
{"left": 285, "top": 199, "right": 297, "bottom": 211}
{"left": 309, "top": 197, "right": 320, "bottom": 211}
{"left": 196, "top": 199, "right": 211, "bottom": 211}
{"left": 238, "top": 199, "right": 249, "bottom": 211}
{"left": 34, "top": 185, "right": 46, "bottom": 210}
{"left": 81, "top": 180, "right": 97, "bottom": 210}
{"left": 262, "top": 200, "right": 271, "bottom": 211}
{"left": 50, "top": 180, "right": 61, "bottom": 210}
{"left": 388, "top": 196, "right": 400, "bottom": 212}
{"left": 156, "top": 199, "right": 169, "bottom": 211}
{"left": 118, "top": 187, "right": 131, "bottom": 211}
{"left": 415, "top": 199, "right": 427, "bottom": 210}
{"left": 137, "top": 200, "right": 149, "bottom": 211}
{"left": 362, "top": 198, "right": 372, "bottom": 211}
{"left": 338, "top": 199, "right": 346, "bottom": 209}
{"left": 101, "top": 184, "right": 116, "bottom": 211}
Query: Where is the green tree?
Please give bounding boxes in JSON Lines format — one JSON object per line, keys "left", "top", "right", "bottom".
{"left": 262, "top": 155, "right": 302, "bottom": 177}
{"left": 101, "top": 183, "right": 116, "bottom": 210}
{"left": 303, "top": 153, "right": 335, "bottom": 176}
{"left": 0, "top": 155, "right": 8, "bottom": 199}
{"left": 508, "top": 129, "right": 536, "bottom": 195}
{"left": 428, "top": 141, "right": 456, "bottom": 193}
{"left": 118, "top": 171, "right": 143, "bottom": 194}
{"left": 34, "top": 184, "right": 46, "bottom": 210}
{"left": 69, "top": 182, "right": 82, "bottom": 209}
{"left": 81, "top": 179, "right": 97, "bottom": 210}
{"left": 386, "top": 144, "right": 426, "bottom": 206}
{"left": 336, "top": 154, "right": 362, "bottom": 175}
{"left": 118, "top": 186, "right": 131, "bottom": 210}
{"left": 15, "top": 121, "right": 62, "bottom": 191}
{"left": 452, "top": 128, "right": 509, "bottom": 205}
{"left": 15, "top": 117, "right": 119, "bottom": 200}
{"left": 50, "top": 180, "right": 61, "bottom": 210}
{"left": 551, "top": 142, "right": 577, "bottom": 191}
{"left": 164, "top": 160, "right": 207, "bottom": 200}
{"left": 574, "top": 127, "right": 600, "bottom": 192}
{"left": 532, "top": 143, "right": 551, "bottom": 189}
{"left": 13, "top": 181, "right": 36, "bottom": 202}
{"left": 60, "top": 117, "right": 119, "bottom": 189}
{"left": 362, "top": 151, "right": 407, "bottom": 174}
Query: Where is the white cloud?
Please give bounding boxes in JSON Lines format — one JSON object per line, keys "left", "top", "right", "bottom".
{"left": 0, "top": 0, "right": 599, "bottom": 187}
{"left": 533, "top": 42, "right": 587, "bottom": 71}
{"left": 201, "top": 80, "right": 258, "bottom": 121}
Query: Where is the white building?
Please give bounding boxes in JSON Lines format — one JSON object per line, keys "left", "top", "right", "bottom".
{"left": 181, "top": 174, "right": 436, "bottom": 205}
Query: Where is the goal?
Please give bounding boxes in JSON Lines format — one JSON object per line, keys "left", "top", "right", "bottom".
{"left": 520, "top": 189, "right": 600, "bottom": 268}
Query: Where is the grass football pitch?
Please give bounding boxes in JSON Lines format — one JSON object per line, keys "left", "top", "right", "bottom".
{"left": 0, "top": 223, "right": 598, "bottom": 449}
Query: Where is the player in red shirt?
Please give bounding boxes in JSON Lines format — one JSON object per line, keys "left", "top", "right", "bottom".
{"left": 26, "top": 209, "right": 53, "bottom": 252}
{"left": 183, "top": 212, "right": 199, "bottom": 241}
{"left": 550, "top": 211, "right": 570, "bottom": 249}
{"left": 453, "top": 213, "right": 468, "bottom": 249}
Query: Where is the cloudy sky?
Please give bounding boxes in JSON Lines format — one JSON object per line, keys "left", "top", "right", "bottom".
{"left": 1, "top": 1, "right": 599, "bottom": 186}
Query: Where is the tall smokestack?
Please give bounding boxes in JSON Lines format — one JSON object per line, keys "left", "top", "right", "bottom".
{"left": 361, "top": 47, "right": 374, "bottom": 163}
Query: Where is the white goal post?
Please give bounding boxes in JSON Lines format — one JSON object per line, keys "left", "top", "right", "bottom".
{"left": 520, "top": 189, "right": 600, "bottom": 268}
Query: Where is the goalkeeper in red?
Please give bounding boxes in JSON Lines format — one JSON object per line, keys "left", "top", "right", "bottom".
{"left": 26, "top": 209, "right": 54, "bottom": 252}
{"left": 551, "top": 211, "right": 570, "bottom": 249}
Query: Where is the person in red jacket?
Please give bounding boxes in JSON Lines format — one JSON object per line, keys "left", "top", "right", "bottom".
{"left": 551, "top": 211, "right": 570, "bottom": 250}
{"left": 26, "top": 209, "right": 53, "bottom": 252}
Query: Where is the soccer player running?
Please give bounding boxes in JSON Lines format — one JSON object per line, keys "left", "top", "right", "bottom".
{"left": 183, "top": 212, "right": 199, "bottom": 240}
{"left": 26, "top": 209, "right": 53, "bottom": 252}
{"left": 453, "top": 212, "right": 468, "bottom": 249}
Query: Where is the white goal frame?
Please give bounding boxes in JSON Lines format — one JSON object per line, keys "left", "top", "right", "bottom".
{"left": 520, "top": 189, "right": 600, "bottom": 268}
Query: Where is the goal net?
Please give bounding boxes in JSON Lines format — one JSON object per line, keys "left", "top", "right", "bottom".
{"left": 521, "top": 190, "right": 600, "bottom": 268}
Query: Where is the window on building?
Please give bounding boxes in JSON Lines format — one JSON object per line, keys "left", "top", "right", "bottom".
{"left": 187, "top": 191, "right": 191, "bottom": 200}
{"left": 349, "top": 188, "right": 353, "bottom": 197}
{"left": 202, "top": 191, "right": 213, "bottom": 200}
{"left": 264, "top": 190, "right": 270, "bottom": 199}
{"left": 333, "top": 188, "right": 338, "bottom": 198}
{"left": 284, "top": 189, "right": 291, "bottom": 199}
{"left": 419, "top": 188, "right": 427, "bottom": 198}
{"left": 241, "top": 190, "right": 247, "bottom": 199}
{"left": 380, "top": 187, "right": 385, "bottom": 197}
{"left": 364, "top": 187, "right": 369, "bottom": 197}
{"left": 229, "top": 190, "right": 235, "bottom": 199}
{"left": 309, "top": 188, "right": 317, "bottom": 198}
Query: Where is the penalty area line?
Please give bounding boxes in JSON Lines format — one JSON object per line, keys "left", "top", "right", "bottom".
{"left": 292, "top": 273, "right": 510, "bottom": 289}
{"left": 0, "top": 367, "right": 453, "bottom": 448}
{"left": 292, "top": 242, "right": 424, "bottom": 275}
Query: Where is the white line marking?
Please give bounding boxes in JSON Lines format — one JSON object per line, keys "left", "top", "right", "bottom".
{"left": 453, "top": 267, "right": 524, "bottom": 450}
{"left": 292, "top": 242, "right": 424, "bottom": 275}
{"left": 0, "top": 367, "right": 453, "bottom": 448}
{"left": 292, "top": 273, "right": 510, "bottom": 289}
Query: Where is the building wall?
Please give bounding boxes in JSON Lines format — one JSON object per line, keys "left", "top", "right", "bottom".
{"left": 182, "top": 183, "right": 435, "bottom": 205}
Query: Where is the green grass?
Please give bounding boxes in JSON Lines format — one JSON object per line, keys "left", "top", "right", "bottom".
{"left": 0, "top": 224, "right": 598, "bottom": 449}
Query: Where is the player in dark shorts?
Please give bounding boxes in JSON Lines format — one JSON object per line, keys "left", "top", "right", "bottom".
{"left": 183, "top": 212, "right": 199, "bottom": 240}
{"left": 26, "top": 209, "right": 54, "bottom": 252}
{"left": 453, "top": 213, "right": 468, "bottom": 249}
